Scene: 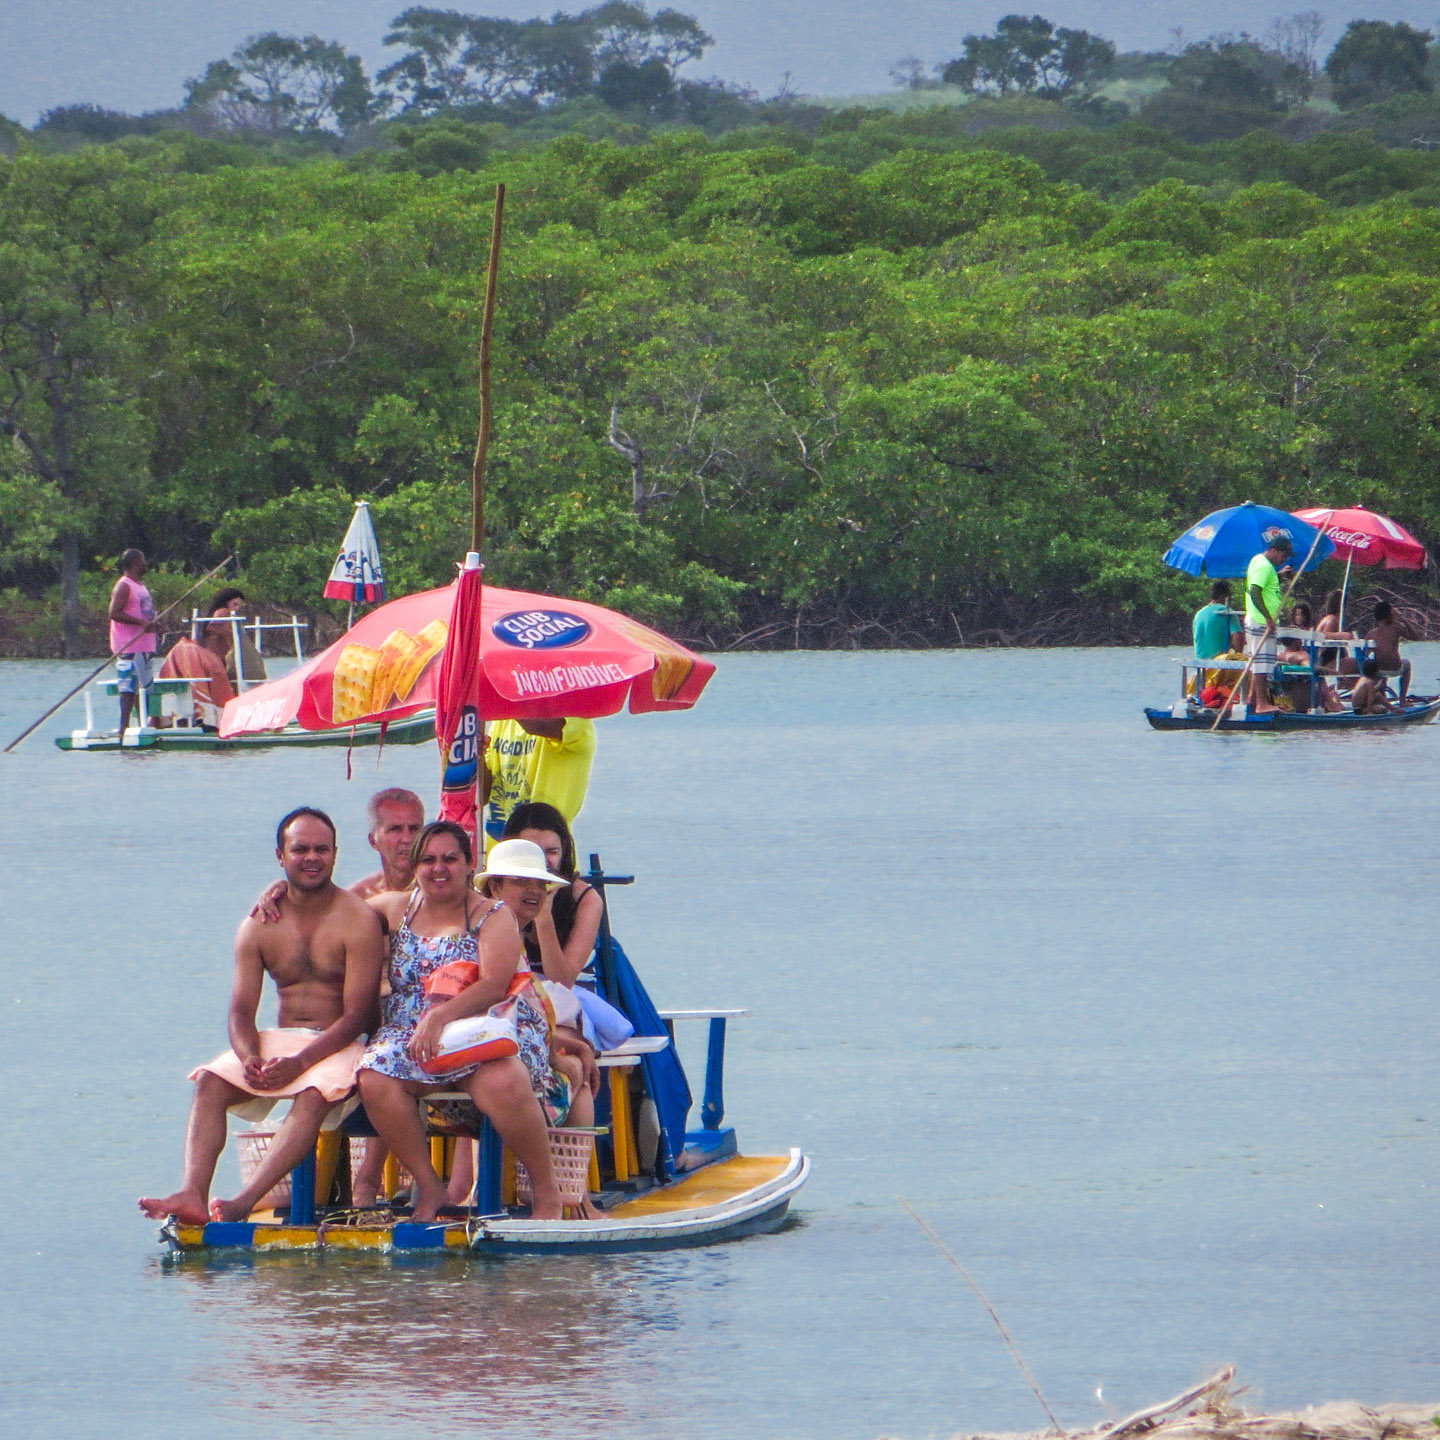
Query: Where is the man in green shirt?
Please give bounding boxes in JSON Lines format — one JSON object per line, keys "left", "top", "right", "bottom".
{"left": 1244, "top": 534, "right": 1292, "bottom": 714}
{"left": 1192, "top": 580, "right": 1234, "bottom": 659}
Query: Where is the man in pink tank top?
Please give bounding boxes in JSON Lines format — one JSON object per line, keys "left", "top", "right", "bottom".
{"left": 107, "top": 548, "right": 159, "bottom": 733}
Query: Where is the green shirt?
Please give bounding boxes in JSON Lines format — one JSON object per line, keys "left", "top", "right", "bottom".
{"left": 1192, "top": 602, "right": 1232, "bottom": 659}
{"left": 1245, "top": 552, "right": 1281, "bottom": 627}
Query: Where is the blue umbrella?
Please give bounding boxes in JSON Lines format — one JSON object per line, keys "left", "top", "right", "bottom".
{"left": 1163, "top": 501, "right": 1335, "bottom": 577}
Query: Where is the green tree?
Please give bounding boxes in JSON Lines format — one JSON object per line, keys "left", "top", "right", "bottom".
{"left": 1324, "top": 19, "right": 1433, "bottom": 109}
{"left": 942, "top": 14, "right": 1116, "bottom": 98}
{"left": 185, "top": 32, "right": 378, "bottom": 132}
{"left": 0, "top": 150, "right": 161, "bottom": 651}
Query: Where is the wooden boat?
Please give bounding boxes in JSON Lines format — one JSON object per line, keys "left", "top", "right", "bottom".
{"left": 57, "top": 677, "right": 436, "bottom": 751}
{"left": 160, "top": 861, "right": 809, "bottom": 1257}
{"left": 1146, "top": 699, "right": 1440, "bottom": 732}
{"left": 1146, "top": 634, "right": 1440, "bottom": 733}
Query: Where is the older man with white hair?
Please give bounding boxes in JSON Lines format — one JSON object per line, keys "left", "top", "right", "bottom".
{"left": 349, "top": 787, "right": 426, "bottom": 899}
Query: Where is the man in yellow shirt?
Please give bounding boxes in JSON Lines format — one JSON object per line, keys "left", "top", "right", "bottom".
{"left": 483, "top": 718, "right": 596, "bottom": 847}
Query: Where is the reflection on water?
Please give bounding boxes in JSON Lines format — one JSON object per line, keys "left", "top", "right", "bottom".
{"left": 159, "top": 1249, "right": 718, "bottom": 1432}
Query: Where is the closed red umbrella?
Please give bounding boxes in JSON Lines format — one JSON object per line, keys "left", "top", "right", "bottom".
{"left": 434, "top": 553, "right": 485, "bottom": 848}
{"left": 1291, "top": 506, "right": 1427, "bottom": 569}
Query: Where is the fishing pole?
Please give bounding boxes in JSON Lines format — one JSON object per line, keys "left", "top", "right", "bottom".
{"left": 899, "top": 1196, "right": 1064, "bottom": 1435}
{"left": 3, "top": 555, "right": 236, "bottom": 753}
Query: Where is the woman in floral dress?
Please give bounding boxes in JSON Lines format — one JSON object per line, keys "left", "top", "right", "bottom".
{"left": 356, "top": 821, "right": 562, "bottom": 1221}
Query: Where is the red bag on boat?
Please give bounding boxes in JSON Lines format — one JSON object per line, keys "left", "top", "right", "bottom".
{"left": 423, "top": 960, "right": 480, "bottom": 1001}
{"left": 418, "top": 962, "right": 532, "bottom": 1075}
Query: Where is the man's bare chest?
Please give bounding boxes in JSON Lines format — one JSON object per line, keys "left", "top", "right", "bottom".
{"left": 260, "top": 925, "right": 348, "bottom": 988}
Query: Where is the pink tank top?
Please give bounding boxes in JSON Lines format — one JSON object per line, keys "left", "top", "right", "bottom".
{"left": 109, "top": 577, "right": 157, "bottom": 654}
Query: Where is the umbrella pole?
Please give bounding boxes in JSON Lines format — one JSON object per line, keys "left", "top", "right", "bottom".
{"left": 1337, "top": 553, "right": 1352, "bottom": 631}
{"left": 453, "top": 182, "right": 505, "bottom": 846}
{"left": 471, "top": 183, "right": 505, "bottom": 557}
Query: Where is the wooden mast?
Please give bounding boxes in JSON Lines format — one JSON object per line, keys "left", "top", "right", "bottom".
{"left": 472, "top": 183, "right": 505, "bottom": 555}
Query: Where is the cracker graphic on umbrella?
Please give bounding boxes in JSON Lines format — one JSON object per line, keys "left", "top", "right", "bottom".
{"left": 392, "top": 617, "right": 448, "bottom": 701}
{"left": 332, "top": 643, "right": 384, "bottom": 725}
{"left": 609, "top": 616, "right": 695, "bottom": 700}
{"left": 370, "top": 629, "right": 422, "bottom": 713}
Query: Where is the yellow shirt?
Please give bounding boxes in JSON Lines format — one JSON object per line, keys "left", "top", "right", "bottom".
{"left": 484, "top": 718, "right": 596, "bottom": 844}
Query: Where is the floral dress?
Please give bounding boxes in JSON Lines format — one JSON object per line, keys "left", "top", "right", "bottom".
{"left": 357, "top": 894, "right": 568, "bottom": 1119}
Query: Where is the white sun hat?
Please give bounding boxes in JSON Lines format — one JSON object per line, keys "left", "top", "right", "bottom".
{"left": 480, "top": 837, "right": 566, "bottom": 886}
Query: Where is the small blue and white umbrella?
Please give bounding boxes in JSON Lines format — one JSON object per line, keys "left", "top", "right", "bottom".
{"left": 324, "top": 501, "right": 386, "bottom": 621}
{"left": 1163, "top": 501, "right": 1335, "bottom": 577}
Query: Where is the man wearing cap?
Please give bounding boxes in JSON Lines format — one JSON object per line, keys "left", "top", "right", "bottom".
{"left": 1244, "top": 533, "right": 1292, "bottom": 715}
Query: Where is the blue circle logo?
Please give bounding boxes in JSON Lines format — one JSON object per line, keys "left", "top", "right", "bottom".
{"left": 493, "top": 610, "right": 591, "bottom": 650}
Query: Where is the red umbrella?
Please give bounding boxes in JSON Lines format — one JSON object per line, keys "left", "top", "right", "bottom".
{"left": 434, "top": 553, "right": 485, "bottom": 847}
{"left": 1291, "top": 506, "right": 1428, "bottom": 569}
{"left": 218, "top": 581, "right": 714, "bottom": 739}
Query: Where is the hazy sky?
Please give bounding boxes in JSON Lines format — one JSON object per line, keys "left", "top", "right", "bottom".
{"left": 4, "top": 1, "right": 1440, "bottom": 124}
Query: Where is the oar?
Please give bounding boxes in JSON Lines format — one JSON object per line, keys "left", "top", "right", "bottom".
{"left": 3, "top": 555, "right": 235, "bottom": 752}
{"left": 1207, "top": 522, "right": 1332, "bottom": 732}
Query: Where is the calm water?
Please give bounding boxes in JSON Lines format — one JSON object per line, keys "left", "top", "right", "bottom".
{"left": 2, "top": 648, "right": 1439, "bottom": 1437}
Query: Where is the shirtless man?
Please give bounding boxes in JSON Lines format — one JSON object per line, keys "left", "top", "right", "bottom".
{"left": 247, "top": 789, "right": 425, "bottom": 1208}
{"left": 250, "top": 788, "right": 424, "bottom": 918}
{"left": 1369, "top": 601, "right": 1416, "bottom": 702}
{"left": 139, "top": 808, "right": 385, "bottom": 1225}
{"left": 1351, "top": 659, "right": 1399, "bottom": 716}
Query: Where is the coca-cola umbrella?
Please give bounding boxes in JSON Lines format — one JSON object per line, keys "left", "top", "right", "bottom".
{"left": 1291, "top": 505, "right": 1428, "bottom": 629}
{"left": 217, "top": 580, "right": 714, "bottom": 740}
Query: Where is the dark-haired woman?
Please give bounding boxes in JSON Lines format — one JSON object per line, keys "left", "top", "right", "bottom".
{"left": 1316, "top": 589, "right": 1357, "bottom": 675}
{"left": 503, "top": 801, "right": 603, "bottom": 987}
{"left": 355, "top": 821, "right": 562, "bottom": 1221}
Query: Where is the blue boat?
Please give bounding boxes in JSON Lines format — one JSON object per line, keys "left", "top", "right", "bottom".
{"left": 1145, "top": 636, "right": 1440, "bottom": 733}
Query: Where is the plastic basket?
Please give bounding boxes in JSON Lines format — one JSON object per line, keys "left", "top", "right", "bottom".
{"left": 515, "top": 1127, "right": 596, "bottom": 1209}
{"left": 347, "top": 1137, "right": 413, "bottom": 1202}
{"left": 236, "top": 1130, "right": 291, "bottom": 1211}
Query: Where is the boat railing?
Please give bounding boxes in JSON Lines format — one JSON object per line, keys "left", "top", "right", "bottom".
{"left": 85, "top": 674, "right": 202, "bottom": 735}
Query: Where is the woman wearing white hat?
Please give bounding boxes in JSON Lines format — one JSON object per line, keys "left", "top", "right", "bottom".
{"left": 478, "top": 839, "right": 600, "bottom": 1131}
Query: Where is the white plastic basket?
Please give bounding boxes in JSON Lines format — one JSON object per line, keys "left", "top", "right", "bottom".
{"left": 347, "top": 1137, "right": 413, "bottom": 1202}
{"left": 235, "top": 1130, "right": 291, "bottom": 1211}
{"left": 515, "top": 1127, "right": 596, "bottom": 1210}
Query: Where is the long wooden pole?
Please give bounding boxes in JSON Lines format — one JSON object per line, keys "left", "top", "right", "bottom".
{"left": 471, "top": 183, "right": 505, "bottom": 555}
{"left": 1208, "top": 522, "right": 1332, "bottom": 732}
{"left": 4, "top": 554, "right": 235, "bottom": 752}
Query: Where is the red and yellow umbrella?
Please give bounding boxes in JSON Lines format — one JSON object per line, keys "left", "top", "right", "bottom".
{"left": 219, "top": 581, "right": 714, "bottom": 740}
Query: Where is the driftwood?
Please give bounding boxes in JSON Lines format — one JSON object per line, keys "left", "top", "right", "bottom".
{"left": 927, "top": 1368, "right": 1440, "bottom": 1440}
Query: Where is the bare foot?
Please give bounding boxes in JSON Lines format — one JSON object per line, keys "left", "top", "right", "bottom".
{"left": 138, "top": 1192, "right": 209, "bottom": 1225}
{"left": 409, "top": 1180, "right": 450, "bottom": 1223}
{"left": 577, "top": 1194, "right": 603, "bottom": 1220}
{"left": 529, "top": 1188, "right": 563, "bottom": 1221}
{"left": 208, "top": 1197, "right": 253, "bottom": 1223}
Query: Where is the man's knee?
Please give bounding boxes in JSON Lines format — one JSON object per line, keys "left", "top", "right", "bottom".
{"left": 194, "top": 1068, "right": 245, "bottom": 1109}
{"left": 288, "top": 1087, "right": 330, "bottom": 1116}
